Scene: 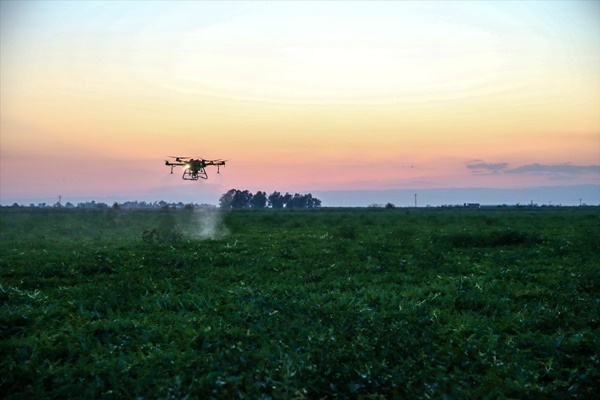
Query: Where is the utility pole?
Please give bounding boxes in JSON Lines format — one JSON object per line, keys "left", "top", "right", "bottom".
{"left": 414, "top": 193, "right": 417, "bottom": 208}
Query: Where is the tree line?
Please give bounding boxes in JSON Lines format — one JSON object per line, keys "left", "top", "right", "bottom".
{"left": 4, "top": 191, "right": 322, "bottom": 210}
{"left": 219, "top": 189, "right": 322, "bottom": 209}
{"left": 3, "top": 201, "right": 216, "bottom": 209}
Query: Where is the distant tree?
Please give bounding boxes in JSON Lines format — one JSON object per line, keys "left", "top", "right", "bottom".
{"left": 232, "top": 190, "right": 253, "bottom": 208}
{"left": 285, "top": 193, "right": 322, "bottom": 208}
{"left": 219, "top": 189, "right": 253, "bottom": 208}
{"left": 304, "top": 193, "right": 314, "bottom": 208}
{"left": 268, "top": 191, "right": 285, "bottom": 208}
{"left": 224, "top": 189, "right": 321, "bottom": 209}
{"left": 385, "top": 203, "right": 396, "bottom": 209}
{"left": 282, "top": 193, "right": 293, "bottom": 207}
{"left": 251, "top": 191, "right": 267, "bottom": 208}
{"left": 308, "top": 194, "right": 321, "bottom": 208}
{"left": 286, "top": 193, "right": 305, "bottom": 208}
{"left": 219, "top": 189, "right": 236, "bottom": 208}
{"left": 196, "top": 203, "right": 217, "bottom": 209}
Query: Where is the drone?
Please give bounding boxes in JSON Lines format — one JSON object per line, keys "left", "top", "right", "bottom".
{"left": 165, "top": 156, "right": 226, "bottom": 180}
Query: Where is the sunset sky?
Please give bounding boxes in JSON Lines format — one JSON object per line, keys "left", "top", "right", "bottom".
{"left": 1, "top": 1, "right": 599, "bottom": 206}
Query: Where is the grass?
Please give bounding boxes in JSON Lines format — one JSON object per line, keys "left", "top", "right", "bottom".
{"left": 1, "top": 207, "right": 599, "bottom": 399}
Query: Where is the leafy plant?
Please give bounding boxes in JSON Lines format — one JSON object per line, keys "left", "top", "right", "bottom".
{"left": 1, "top": 207, "right": 599, "bottom": 399}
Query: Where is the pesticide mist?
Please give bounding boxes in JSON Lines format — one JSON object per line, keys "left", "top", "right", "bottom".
{"left": 185, "top": 208, "right": 229, "bottom": 240}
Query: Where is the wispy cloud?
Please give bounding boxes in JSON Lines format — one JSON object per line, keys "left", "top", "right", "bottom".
{"left": 466, "top": 162, "right": 509, "bottom": 174}
{"left": 467, "top": 162, "right": 600, "bottom": 177}
{"left": 504, "top": 163, "right": 600, "bottom": 175}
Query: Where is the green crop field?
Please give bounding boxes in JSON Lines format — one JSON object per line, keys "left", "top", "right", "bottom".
{"left": 1, "top": 207, "right": 599, "bottom": 399}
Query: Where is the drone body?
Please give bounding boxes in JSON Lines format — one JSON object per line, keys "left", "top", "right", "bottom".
{"left": 165, "top": 156, "right": 226, "bottom": 180}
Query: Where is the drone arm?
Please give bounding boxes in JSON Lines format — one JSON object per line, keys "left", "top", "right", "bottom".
{"left": 205, "top": 160, "right": 226, "bottom": 166}
{"left": 165, "top": 161, "right": 186, "bottom": 174}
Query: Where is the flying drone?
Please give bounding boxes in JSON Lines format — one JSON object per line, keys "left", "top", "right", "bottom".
{"left": 165, "top": 156, "right": 226, "bottom": 180}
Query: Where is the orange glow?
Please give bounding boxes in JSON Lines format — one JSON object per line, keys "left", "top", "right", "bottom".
{"left": 1, "top": 1, "right": 599, "bottom": 205}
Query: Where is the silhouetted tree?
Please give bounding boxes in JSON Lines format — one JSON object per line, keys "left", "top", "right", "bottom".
{"left": 285, "top": 193, "right": 322, "bottom": 208}
{"left": 232, "top": 190, "right": 253, "bottom": 208}
{"left": 223, "top": 189, "right": 321, "bottom": 209}
{"left": 307, "top": 193, "right": 321, "bottom": 208}
{"left": 219, "top": 189, "right": 254, "bottom": 208}
{"left": 251, "top": 191, "right": 267, "bottom": 208}
{"left": 268, "top": 191, "right": 285, "bottom": 208}
{"left": 282, "top": 193, "right": 293, "bottom": 207}
{"left": 286, "top": 193, "right": 305, "bottom": 208}
{"left": 219, "top": 189, "right": 237, "bottom": 208}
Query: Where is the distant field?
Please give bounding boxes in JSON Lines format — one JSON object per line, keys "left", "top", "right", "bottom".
{"left": 1, "top": 207, "right": 599, "bottom": 399}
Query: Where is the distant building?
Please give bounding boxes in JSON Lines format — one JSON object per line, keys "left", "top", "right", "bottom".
{"left": 464, "top": 203, "right": 480, "bottom": 208}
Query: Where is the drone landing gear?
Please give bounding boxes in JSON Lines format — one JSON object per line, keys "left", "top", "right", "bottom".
{"left": 182, "top": 168, "right": 208, "bottom": 180}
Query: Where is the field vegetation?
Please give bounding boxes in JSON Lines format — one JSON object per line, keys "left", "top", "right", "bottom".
{"left": 1, "top": 206, "right": 599, "bottom": 399}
